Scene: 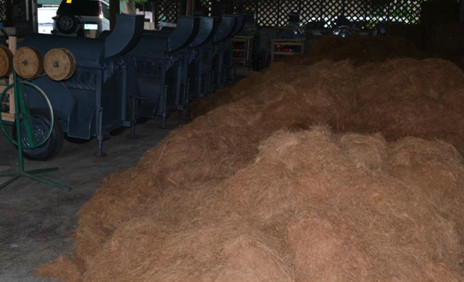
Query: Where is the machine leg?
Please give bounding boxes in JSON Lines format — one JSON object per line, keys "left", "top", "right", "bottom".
{"left": 197, "top": 74, "right": 202, "bottom": 97}
{"left": 161, "top": 85, "right": 168, "bottom": 129}
{"left": 97, "top": 137, "right": 104, "bottom": 157}
{"left": 209, "top": 71, "right": 214, "bottom": 96}
{"left": 182, "top": 79, "right": 190, "bottom": 120}
{"left": 197, "top": 61, "right": 203, "bottom": 97}
{"left": 175, "top": 64, "right": 182, "bottom": 110}
{"left": 161, "top": 114, "right": 166, "bottom": 129}
{"left": 129, "top": 95, "right": 138, "bottom": 139}
{"left": 218, "top": 54, "right": 225, "bottom": 87}
{"left": 95, "top": 107, "right": 106, "bottom": 157}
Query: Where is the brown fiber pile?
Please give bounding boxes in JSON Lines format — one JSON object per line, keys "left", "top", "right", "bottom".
{"left": 191, "top": 35, "right": 424, "bottom": 118}
{"left": 302, "top": 35, "right": 424, "bottom": 64}
{"left": 39, "top": 58, "right": 464, "bottom": 281}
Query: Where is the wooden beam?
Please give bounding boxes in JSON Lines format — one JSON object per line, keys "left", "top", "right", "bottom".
{"left": 1, "top": 113, "right": 15, "bottom": 123}
{"left": 1, "top": 36, "right": 16, "bottom": 123}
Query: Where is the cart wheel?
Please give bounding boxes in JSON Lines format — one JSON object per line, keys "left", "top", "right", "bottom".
{"left": 12, "top": 108, "right": 64, "bottom": 161}
{"left": 56, "top": 15, "right": 78, "bottom": 34}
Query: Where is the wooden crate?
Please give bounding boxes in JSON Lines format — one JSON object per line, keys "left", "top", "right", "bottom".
{"left": 231, "top": 35, "right": 253, "bottom": 68}
{"left": 271, "top": 38, "right": 304, "bottom": 63}
{"left": 1, "top": 36, "right": 16, "bottom": 123}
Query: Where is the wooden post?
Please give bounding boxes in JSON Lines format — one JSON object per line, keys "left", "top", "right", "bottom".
{"left": 187, "top": 0, "right": 195, "bottom": 16}
{"left": 461, "top": 0, "right": 464, "bottom": 23}
{"left": 8, "top": 36, "right": 16, "bottom": 120}
{"left": 5, "top": 0, "right": 12, "bottom": 26}
{"left": 1, "top": 36, "right": 16, "bottom": 122}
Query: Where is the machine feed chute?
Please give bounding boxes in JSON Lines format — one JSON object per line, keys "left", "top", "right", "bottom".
{"left": 214, "top": 15, "right": 236, "bottom": 43}
{"left": 190, "top": 17, "right": 221, "bottom": 98}
{"left": 190, "top": 17, "right": 214, "bottom": 48}
{"left": 231, "top": 15, "right": 245, "bottom": 37}
{"left": 219, "top": 14, "right": 244, "bottom": 85}
{"left": 105, "top": 14, "right": 144, "bottom": 59}
{"left": 126, "top": 16, "right": 198, "bottom": 130}
{"left": 211, "top": 15, "right": 238, "bottom": 88}
{"left": 176, "top": 16, "right": 215, "bottom": 111}
{"left": 168, "top": 16, "right": 199, "bottom": 52}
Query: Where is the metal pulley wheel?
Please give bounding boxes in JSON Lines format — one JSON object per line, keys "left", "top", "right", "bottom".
{"left": 0, "top": 77, "right": 64, "bottom": 160}
{"left": 13, "top": 47, "right": 44, "bottom": 79}
{"left": 44, "top": 48, "right": 76, "bottom": 81}
{"left": 0, "top": 72, "right": 69, "bottom": 190}
{"left": 0, "top": 46, "right": 13, "bottom": 77}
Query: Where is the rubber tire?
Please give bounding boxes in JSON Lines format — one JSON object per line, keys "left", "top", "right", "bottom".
{"left": 13, "top": 108, "right": 64, "bottom": 161}
{"left": 56, "top": 15, "right": 77, "bottom": 34}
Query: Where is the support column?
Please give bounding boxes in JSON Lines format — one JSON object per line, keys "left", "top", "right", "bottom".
{"left": 461, "top": 0, "right": 464, "bottom": 23}
{"left": 109, "top": 0, "right": 120, "bottom": 30}
{"left": 186, "top": 0, "right": 194, "bottom": 16}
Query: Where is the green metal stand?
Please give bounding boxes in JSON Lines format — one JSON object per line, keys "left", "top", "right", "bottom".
{"left": 0, "top": 72, "right": 70, "bottom": 191}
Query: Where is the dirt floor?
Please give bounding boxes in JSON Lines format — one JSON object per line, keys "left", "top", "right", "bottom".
{"left": 0, "top": 117, "right": 183, "bottom": 282}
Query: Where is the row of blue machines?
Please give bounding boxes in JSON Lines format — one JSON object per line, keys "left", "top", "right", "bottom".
{"left": 20, "top": 14, "right": 244, "bottom": 158}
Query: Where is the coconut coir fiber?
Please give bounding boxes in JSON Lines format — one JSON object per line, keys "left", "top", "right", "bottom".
{"left": 39, "top": 58, "right": 464, "bottom": 281}
{"left": 190, "top": 35, "right": 424, "bottom": 118}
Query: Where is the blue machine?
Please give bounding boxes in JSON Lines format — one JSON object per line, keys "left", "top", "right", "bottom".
{"left": 191, "top": 14, "right": 244, "bottom": 99}
{"left": 125, "top": 16, "right": 198, "bottom": 128}
{"left": 214, "top": 14, "right": 244, "bottom": 88}
{"left": 11, "top": 13, "right": 243, "bottom": 159}
{"left": 178, "top": 16, "right": 215, "bottom": 109}
{"left": 20, "top": 14, "right": 144, "bottom": 158}
{"left": 194, "top": 15, "right": 236, "bottom": 98}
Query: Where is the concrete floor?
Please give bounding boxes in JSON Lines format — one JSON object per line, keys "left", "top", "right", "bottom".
{"left": 0, "top": 117, "right": 182, "bottom": 281}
